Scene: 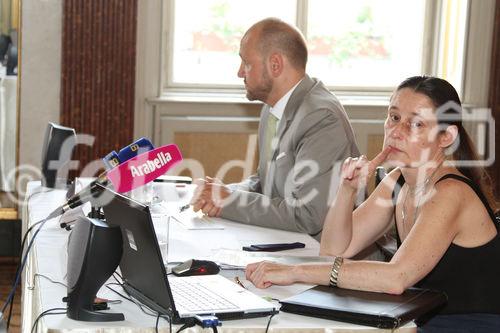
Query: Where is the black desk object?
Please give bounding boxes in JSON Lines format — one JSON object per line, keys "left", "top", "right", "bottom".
{"left": 280, "top": 285, "right": 447, "bottom": 329}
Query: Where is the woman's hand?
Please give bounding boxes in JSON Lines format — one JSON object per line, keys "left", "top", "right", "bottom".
{"left": 245, "top": 261, "right": 297, "bottom": 289}
{"left": 341, "top": 146, "right": 392, "bottom": 192}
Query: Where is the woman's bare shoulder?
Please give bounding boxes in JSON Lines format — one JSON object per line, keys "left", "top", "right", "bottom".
{"left": 434, "top": 174, "right": 474, "bottom": 199}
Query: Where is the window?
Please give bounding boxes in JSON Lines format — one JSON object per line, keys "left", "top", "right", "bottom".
{"left": 165, "top": 0, "right": 468, "bottom": 94}
{"left": 435, "top": 0, "right": 469, "bottom": 97}
{"left": 306, "top": 0, "right": 425, "bottom": 89}
{"left": 170, "top": 0, "right": 295, "bottom": 86}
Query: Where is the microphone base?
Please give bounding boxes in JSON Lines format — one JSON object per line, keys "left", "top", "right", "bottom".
{"left": 66, "top": 307, "right": 124, "bottom": 322}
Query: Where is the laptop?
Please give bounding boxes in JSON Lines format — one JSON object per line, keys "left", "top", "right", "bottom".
{"left": 280, "top": 285, "right": 447, "bottom": 329}
{"left": 100, "top": 186, "right": 278, "bottom": 324}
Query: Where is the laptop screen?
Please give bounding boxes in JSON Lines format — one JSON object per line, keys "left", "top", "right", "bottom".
{"left": 99, "top": 185, "right": 277, "bottom": 324}
{"left": 101, "top": 187, "right": 176, "bottom": 315}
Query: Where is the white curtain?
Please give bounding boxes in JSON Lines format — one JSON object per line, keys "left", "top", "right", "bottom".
{"left": 0, "top": 74, "right": 17, "bottom": 192}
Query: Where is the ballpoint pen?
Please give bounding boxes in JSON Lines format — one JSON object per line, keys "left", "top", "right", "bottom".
{"left": 234, "top": 276, "right": 247, "bottom": 289}
{"left": 179, "top": 204, "right": 212, "bottom": 222}
{"left": 179, "top": 204, "right": 190, "bottom": 213}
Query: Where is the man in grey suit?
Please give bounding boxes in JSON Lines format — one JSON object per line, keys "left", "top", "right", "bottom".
{"left": 191, "top": 18, "right": 360, "bottom": 240}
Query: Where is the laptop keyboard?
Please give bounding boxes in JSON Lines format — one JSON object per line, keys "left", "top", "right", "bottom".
{"left": 170, "top": 278, "right": 238, "bottom": 312}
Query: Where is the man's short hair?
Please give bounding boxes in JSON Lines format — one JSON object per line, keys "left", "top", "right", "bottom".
{"left": 255, "top": 18, "right": 308, "bottom": 70}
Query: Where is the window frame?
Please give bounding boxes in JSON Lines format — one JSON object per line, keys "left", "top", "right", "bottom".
{"left": 161, "top": 0, "right": 444, "bottom": 96}
{"left": 135, "top": 0, "right": 495, "bottom": 142}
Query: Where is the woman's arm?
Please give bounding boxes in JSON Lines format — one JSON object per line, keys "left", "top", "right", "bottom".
{"left": 247, "top": 180, "right": 463, "bottom": 293}
{"left": 336, "top": 182, "right": 462, "bottom": 293}
{"left": 320, "top": 147, "right": 398, "bottom": 258}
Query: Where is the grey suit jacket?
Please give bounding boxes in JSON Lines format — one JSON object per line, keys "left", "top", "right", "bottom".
{"left": 222, "top": 75, "right": 360, "bottom": 240}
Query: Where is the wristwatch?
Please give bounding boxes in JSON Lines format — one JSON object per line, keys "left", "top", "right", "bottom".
{"left": 329, "top": 256, "right": 344, "bottom": 287}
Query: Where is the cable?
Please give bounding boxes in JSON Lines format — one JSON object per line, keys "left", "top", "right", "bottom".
{"left": 176, "top": 321, "right": 195, "bottom": 333}
{"left": 30, "top": 307, "right": 66, "bottom": 333}
{"left": 108, "top": 280, "right": 171, "bottom": 331}
{"left": 1, "top": 217, "right": 48, "bottom": 314}
{"left": 105, "top": 284, "right": 134, "bottom": 302}
{"left": 31, "top": 273, "right": 68, "bottom": 289}
{"left": 105, "top": 284, "right": 160, "bottom": 317}
{"left": 112, "top": 272, "right": 124, "bottom": 285}
{"left": 6, "top": 189, "right": 55, "bottom": 329}
{"left": 24, "top": 189, "right": 54, "bottom": 228}
{"left": 155, "top": 313, "right": 160, "bottom": 333}
{"left": 2, "top": 212, "right": 62, "bottom": 330}
{"left": 7, "top": 187, "right": 70, "bottom": 328}
{"left": 6, "top": 288, "right": 14, "bottom": 330}
{"left": 265, "top": 313, "right": 275, "bottom": 333}
{"left": 105, "top": 283, "right": 171, "bottom": 332}
{"left": 22, "top": 188, "right": 57, "bottom": 257}
{"left": 20, "top": 220, "right": 45, "bottom": 257}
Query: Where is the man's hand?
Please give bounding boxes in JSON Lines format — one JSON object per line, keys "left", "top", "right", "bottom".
{"left": 190, "top": 176, "right": 232, "bottom": 217}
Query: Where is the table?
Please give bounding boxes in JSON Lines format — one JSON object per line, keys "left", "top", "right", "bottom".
{"left": 21, "top": 181, "right": 415, "bottom": 332}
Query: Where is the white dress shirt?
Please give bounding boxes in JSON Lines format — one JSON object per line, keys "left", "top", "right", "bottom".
{"left": 268, "top": 78, "right": 303, "bottom": 130}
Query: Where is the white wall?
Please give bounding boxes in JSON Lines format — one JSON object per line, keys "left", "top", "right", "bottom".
{"left": 19, "top": 0, "right": 61, "bottom": 171}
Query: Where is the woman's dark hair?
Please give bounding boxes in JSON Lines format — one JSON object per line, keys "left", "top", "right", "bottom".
{"left": 397, "top": 75, "right": 497, "bottom": 210}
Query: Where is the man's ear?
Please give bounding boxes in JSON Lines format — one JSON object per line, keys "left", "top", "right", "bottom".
{"left": 440, "top": 125, "right": 458, "bottom": 148}
{"left": 268, "top": 53, "right": 284, "bottom": 77}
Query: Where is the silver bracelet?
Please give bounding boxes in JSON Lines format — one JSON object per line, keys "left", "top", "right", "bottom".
{"left": 329, "top": 256, "right": 344, "bottom": 287}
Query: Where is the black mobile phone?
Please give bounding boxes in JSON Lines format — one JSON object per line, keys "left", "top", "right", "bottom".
{"left": 242, "top": 242, "right": 305, "bottom": 252}
{"left": 153, "top": 175, "right": 192, "bottom": 184}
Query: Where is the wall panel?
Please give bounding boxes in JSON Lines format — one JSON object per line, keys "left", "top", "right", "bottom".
{"left": 153, "top": 101, "right": 388, "bottom": 185}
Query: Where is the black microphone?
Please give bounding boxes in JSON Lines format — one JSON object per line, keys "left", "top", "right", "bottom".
{"left": 49, "top": 139, "right": 155, "bottom": 221}
{"left": 53, "top": 172, "right": 110, "bottom": 223}
{"left": 60, "top": 173, "right": 109, "bottom": 213}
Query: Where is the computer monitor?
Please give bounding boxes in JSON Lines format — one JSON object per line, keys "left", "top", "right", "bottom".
{"left": 41, "top": 122, "right": 77, "bottom": 189}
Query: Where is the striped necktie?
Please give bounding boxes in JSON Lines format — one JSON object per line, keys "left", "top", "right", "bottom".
{"left": 264, "top": 113, "right": 279, "bottom": 162}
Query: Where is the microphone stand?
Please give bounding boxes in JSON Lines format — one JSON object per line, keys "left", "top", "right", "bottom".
{"left": 88, "top": 206, "right": 105, "bottom": 220}
{"left": 60, "top": 184, "right": 107, "bottom": 231}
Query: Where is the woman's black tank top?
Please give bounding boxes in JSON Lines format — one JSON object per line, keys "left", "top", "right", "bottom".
{"left": 392, "top": 173, "right": 500, "bottom": 314}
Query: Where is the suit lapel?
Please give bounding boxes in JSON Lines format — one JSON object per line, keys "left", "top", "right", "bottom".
{"left": 271, "top": 75, "right": 317, "bottom": 160}
{"left": 263, "top": 75, "right": 318, "bottom": 195}
{"left": 259, "top": 105, "right": 272, "bottom": 185}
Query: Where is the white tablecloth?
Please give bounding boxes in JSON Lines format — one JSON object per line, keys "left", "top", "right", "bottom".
{"left": 21, "top": 181, "right": 416, "bottom": 332}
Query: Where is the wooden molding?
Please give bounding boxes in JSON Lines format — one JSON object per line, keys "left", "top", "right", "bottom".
{"left": 0, "top": 208, "right": 18, "bottom": 220}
